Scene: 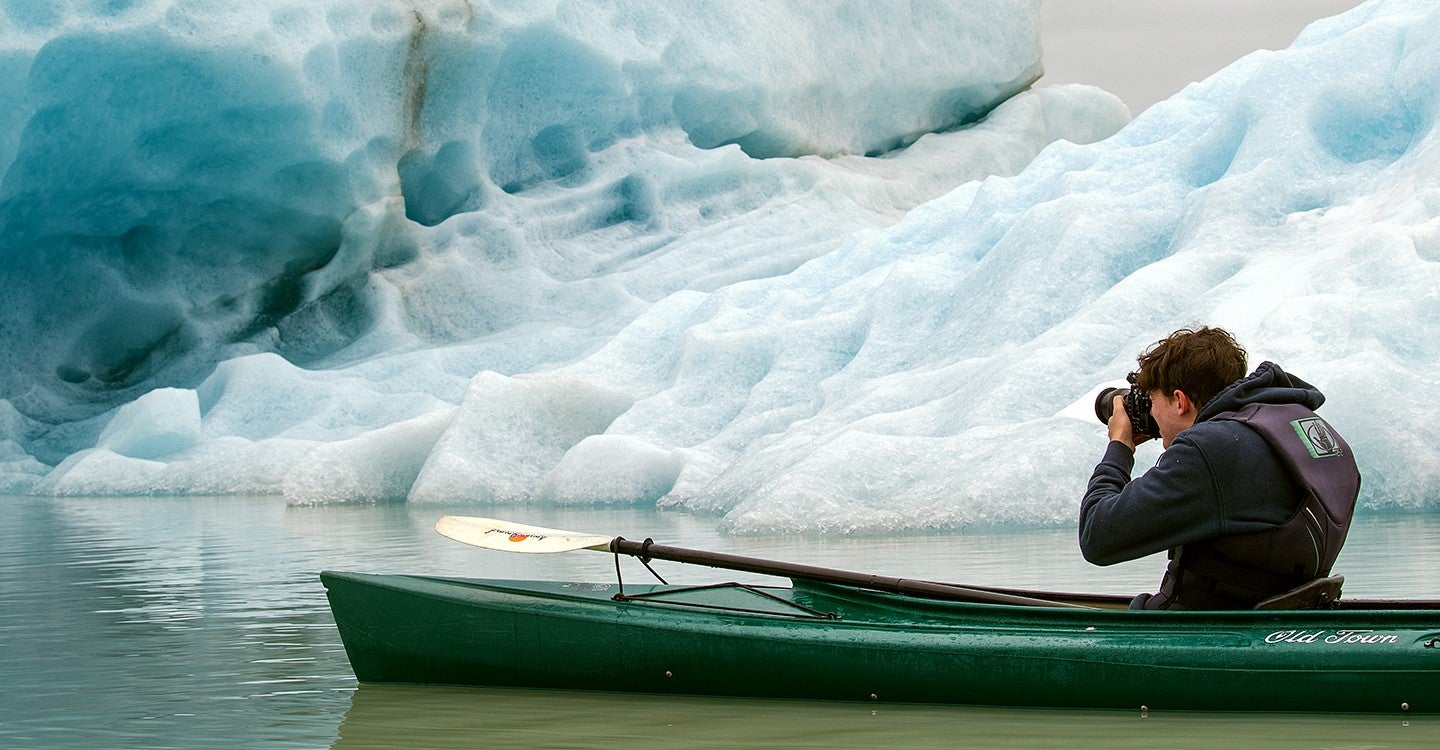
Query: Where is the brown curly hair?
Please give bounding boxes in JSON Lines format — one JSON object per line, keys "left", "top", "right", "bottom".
{"left": 1132, "top": 326, "right": 1248, "bottom": 408}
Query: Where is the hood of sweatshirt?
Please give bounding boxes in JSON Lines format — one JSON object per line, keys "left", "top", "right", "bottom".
{"left": 1196, "top": 360, "right": 1324, "bottom": 423}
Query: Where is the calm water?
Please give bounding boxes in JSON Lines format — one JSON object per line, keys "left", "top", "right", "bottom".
{"left": 2, "top": 494, "right": 1438, "bottom": 749}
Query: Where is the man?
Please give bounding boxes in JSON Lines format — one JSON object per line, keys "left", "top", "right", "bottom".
{"left": 1079, "top": 326, "right": 1361, "bottom": 609}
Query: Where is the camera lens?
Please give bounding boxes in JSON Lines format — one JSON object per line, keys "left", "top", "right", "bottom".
{"left": 1094, "top": 387, "right": 1127, "bottom": 424}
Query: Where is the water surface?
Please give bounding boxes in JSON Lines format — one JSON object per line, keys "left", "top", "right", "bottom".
{"left": 2, "top": 495, "right": 1436, "bottom": 748}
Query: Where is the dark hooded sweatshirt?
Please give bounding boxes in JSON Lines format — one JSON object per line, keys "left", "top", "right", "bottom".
{"left": 1079, "top": 361, "right": 1337, "bottom": 606}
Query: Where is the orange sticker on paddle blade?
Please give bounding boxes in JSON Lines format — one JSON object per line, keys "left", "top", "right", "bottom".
{"left": 508, "top": 533, "right": 528, "bottom": 542}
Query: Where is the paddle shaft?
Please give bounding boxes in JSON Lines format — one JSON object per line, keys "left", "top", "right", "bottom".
{"left": 611, "top": 537, "right": 1089, "bottom": 609}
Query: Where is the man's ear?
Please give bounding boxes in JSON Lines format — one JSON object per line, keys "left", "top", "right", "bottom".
{"left": 1172, "top": 390, "right": 1195, "bottom": 415}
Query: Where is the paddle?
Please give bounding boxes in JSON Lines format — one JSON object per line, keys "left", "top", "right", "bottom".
{"left": 435, "top": 515, "right": 1090, "bottom": 609}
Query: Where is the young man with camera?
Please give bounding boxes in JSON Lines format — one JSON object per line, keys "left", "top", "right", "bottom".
{"left": 1080, "top": 326, "right": 1361, "bottom": 609}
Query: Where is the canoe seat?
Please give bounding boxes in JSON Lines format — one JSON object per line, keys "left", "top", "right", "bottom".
{"left": 1253, "top": 575, "right": 1344, "bottom": 610}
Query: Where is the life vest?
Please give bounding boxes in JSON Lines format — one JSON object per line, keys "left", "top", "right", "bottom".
{"left": 1149, "top": 403, "right": 1361, "bottom": 610}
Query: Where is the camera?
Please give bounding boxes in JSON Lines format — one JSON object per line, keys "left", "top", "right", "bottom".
{"left": 1094, "top": 373, "right": 1160, "bottom": 439}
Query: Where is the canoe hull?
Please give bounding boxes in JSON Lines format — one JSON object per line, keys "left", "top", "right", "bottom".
{"left": 321, "top": 571, "right": 1440, "bottom": 712}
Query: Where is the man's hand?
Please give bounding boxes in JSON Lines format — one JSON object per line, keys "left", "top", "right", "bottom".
{"left": 1106, "top": 394, "right": 1148, "bottom": 451}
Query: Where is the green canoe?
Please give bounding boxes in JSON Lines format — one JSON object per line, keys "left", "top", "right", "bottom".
{"left": 321, "top": 569, "right": 1440, "bottom": 712}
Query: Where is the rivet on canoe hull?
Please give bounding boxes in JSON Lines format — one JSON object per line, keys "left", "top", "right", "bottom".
{"left": 1402, "top": 702, "right": 1410, "bottom": 711}
{"left": 1139, "top": 705, "right": 1149, "bottom": 718}
{"left": 870, "top": 693, "right": 878, "bottom": 701}
{"left": 665, "top": 670, "right": 673, "bottom": 678}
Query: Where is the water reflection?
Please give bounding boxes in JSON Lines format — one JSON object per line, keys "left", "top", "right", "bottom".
{"left": 334, "top": 684, "right": 1438, "bottom": 750}
{"left": 0, "top": 495, "right": 1437, "bottom": 749}
{"left": 0, "top": 496, "right": 363, "bottom": 748}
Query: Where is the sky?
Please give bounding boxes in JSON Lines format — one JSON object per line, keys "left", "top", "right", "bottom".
{"left": 1038, "top": 0, "right": 1367, "bottom": 114}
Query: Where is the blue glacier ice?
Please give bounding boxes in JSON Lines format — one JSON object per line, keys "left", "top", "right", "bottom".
{"left": 0, "top": 0, "right": 1124, "bottom": 499}
{"left": 5, "top": 0, "right": 1439, "bottom": 536}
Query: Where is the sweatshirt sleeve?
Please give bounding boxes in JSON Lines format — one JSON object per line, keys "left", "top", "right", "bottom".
{"left": 1078, "top": 436, "right": 1227, "bottom": 566}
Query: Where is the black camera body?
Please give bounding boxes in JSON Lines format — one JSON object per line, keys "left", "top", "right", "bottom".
{"left": 1094, "top": 378, "right": 1160, "bottom": 440}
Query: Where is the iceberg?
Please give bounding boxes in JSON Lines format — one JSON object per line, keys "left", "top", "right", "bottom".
{"left": 0, "top": 0, "right": 1052, "bottom": 434}
{"left": 7, "top": 0, "right": 1438, "bottom": 536}
{"left": 1, "top": 0, "right": 1124, "bottom": 503}
{"left": 95, "top": 387, "right": 202, "bottom": 460}
{"left": 282, "top": 407, "right": 455, "bottom": 505}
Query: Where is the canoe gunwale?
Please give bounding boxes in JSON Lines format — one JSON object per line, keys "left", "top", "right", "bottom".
{"left": 322, "top": 570, "right": 1440, "bottom": 623}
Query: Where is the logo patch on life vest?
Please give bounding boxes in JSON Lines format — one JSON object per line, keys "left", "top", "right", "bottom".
{"left": 1291, "top": 417, "right": 1341, "bottom": 459}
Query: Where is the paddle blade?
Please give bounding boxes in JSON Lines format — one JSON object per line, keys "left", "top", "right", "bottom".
{"left": 435, "top": 515, "right": 614, "bottom": 554}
